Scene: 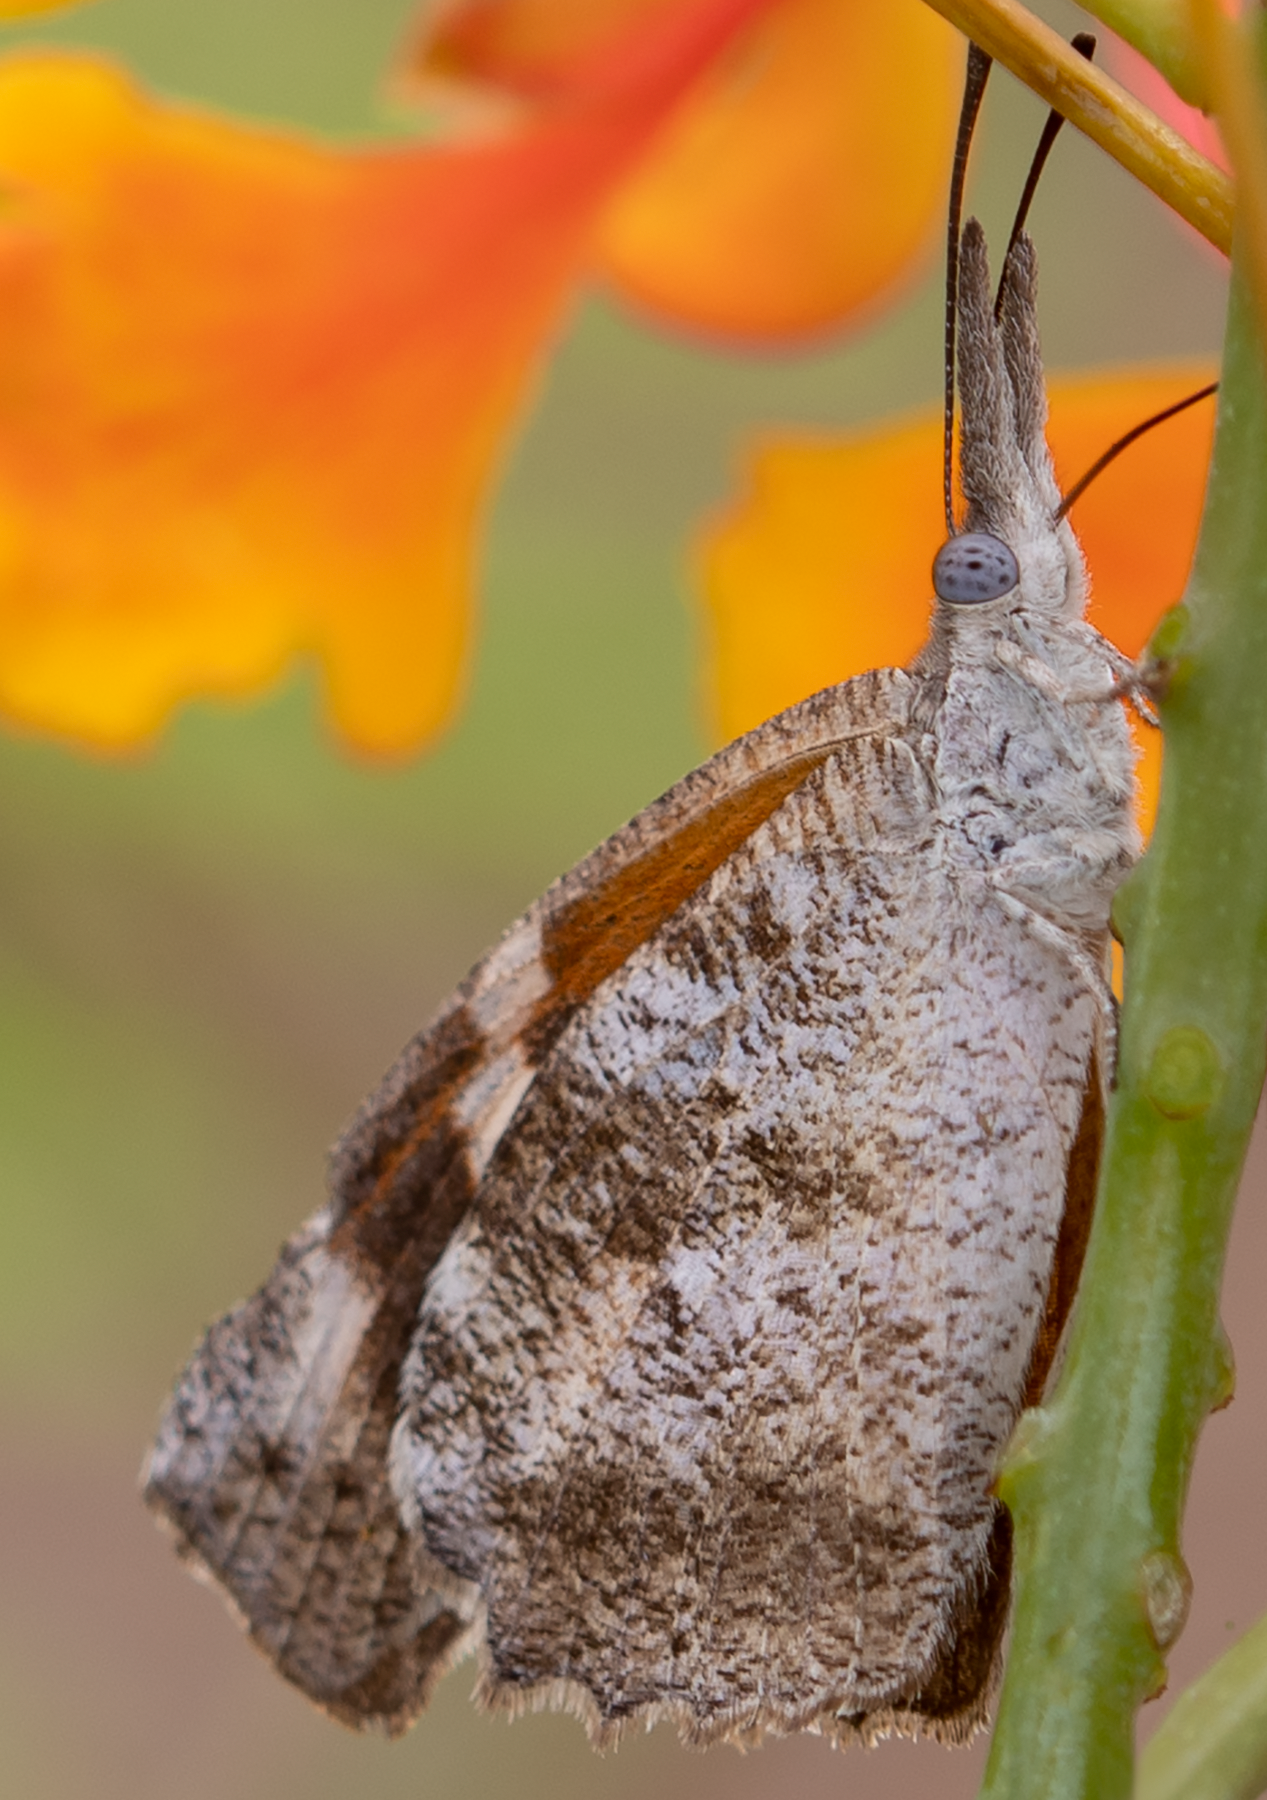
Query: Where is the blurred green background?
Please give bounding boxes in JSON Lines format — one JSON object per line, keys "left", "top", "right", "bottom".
{"left": 0, "top": 3, "right": 1258, "bottom": 1798}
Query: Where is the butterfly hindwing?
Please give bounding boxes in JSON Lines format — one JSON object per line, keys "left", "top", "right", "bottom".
{"left": 391, "top": 728, "right": 1102, "bottom": 1747}
{"left": 142, "top": 668, "right": 912, "bottom": 1732}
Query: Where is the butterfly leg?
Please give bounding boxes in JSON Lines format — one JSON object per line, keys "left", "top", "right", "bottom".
{"left": 1063, "top": 634, "right": 1166, "bottom": 727}
{"left": 993, "top": 636, "right": 1161, "bottom": 727}
{"left": 1063, "top": 657, "right": 1161, "bottom": 727}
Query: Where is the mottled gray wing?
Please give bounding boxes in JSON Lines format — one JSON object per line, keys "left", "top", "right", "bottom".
{"left": 392, "top": 729, "right": 1103, "bottom": 1748}
{"left": 143, "top": 668, "right": 913, "bottom": 1733}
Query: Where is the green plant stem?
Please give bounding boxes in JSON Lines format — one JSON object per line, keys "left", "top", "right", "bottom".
{"left": 976, "top": 254, "right": 1267, "bottom": 1798}
{"left": 1138, "top": 1611, "right": 1267, "bottom": 1800}
{"left": 1188, "top": 0, "right": 1267, "bottom": 374}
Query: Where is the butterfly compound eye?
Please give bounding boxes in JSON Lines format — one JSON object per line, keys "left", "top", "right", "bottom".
{"left": 932, "top": 532, "right": 1020, "bottom": 605}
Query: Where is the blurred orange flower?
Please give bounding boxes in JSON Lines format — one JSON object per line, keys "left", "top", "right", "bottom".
{"left": 411, "top": 0, "right": 962, "bottom": 339}
{"left": 0, "top": 0, "right": 960, "bottom": 753}
{"left": 701, "top": 365, "right": 1218, "bottom": 837}
{"left": 0, "top": 0, "right": 89, "bottom": 15}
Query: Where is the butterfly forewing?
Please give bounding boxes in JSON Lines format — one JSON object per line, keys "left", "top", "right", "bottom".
{"left": 143, "top": 670, "right": 912, "bottom": 1732}
{"left": 391, "top": 732, "right": 1101, "bottom": 1746}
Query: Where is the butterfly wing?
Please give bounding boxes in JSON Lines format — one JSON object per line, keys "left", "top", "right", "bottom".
{"left": 143, "top": 668, "right": 913, "bottom": 1732}
{"left": 391, "top": 729, "right": 1104, "bottom": 1748}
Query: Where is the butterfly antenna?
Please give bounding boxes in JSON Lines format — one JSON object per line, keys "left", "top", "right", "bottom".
{"left": 1055, "top": 382, "right": 1218, "bottom": 519}
{"left": 945, "top": 42, "right": 993, "bottom": 537}
{"left": 994, "top": 32, "right": 1097, "bottom": 318}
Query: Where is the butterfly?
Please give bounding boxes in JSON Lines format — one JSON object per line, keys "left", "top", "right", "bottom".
{"left": 144, "top": 59, "right": 1143, "bottom": 1754}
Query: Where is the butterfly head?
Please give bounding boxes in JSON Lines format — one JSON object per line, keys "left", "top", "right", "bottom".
{"left": 934, "top": 219, "right": 1085, "bottom": 628}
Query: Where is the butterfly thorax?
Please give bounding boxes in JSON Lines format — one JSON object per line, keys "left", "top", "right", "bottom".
{"left": 914, "top": 599, "right": 1138, "bottom": 937}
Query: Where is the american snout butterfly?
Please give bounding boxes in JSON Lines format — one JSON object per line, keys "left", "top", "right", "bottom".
{"left": 145, "top": 47, "right": 1145, "bottom": 1751}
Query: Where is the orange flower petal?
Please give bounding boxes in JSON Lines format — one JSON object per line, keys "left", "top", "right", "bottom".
{"left": 409, "top": 0, "right": 960, "bottom": 341}
{"left": 701, "top": 417, "right": 942, "bottom": 744}
{"left": 407, "top": 0, "right": 683, "bottom": 101}
{"left": 0, "top": 1, "right": 88, "bottom": 15}
{"left": 1054, "top": 367, "right": 1216, "bottom": 655}
{"left": 699, "top": 367, "right": 1215, "bottom": 833}
{"left": 0, "top": 2, "right": 773, "bottom": 753}
{"left": 596, "top": 0, "right": 960, "bottom": 339}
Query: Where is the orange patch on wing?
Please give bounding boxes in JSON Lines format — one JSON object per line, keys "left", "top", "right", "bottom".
{"left": 0, "top": 0, "right": 773, "bottom": 752}
{"left": 544, "top": 747, "right": 838, "bottom": 1008}
{"left": 700, "top": 366, "right": 1215, "bottom": 833}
